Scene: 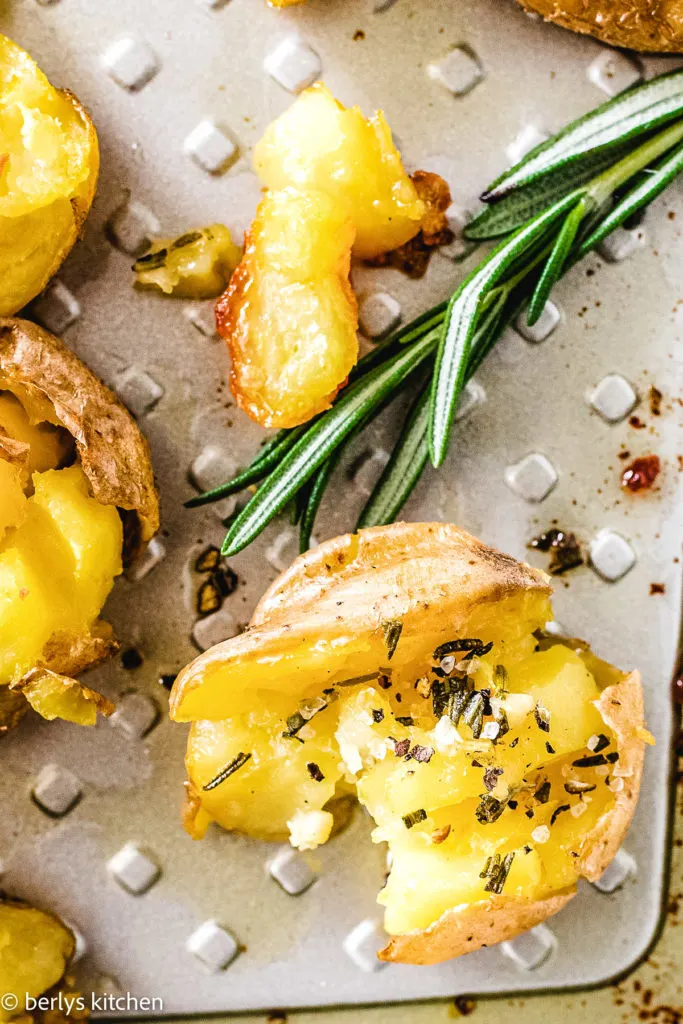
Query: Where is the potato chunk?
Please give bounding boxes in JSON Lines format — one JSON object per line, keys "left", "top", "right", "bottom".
{"left": 0, "top": 897, "right": 74, "bottom": 1021}
{"left": 133, "top": 224, "right": 240, "bottom": 299}
{"left": 215, "top": 188, "right": 358, "bottom": 428}
{"left": 253, "top": 83, "right": 425, "bottom": 259}
{"left": 171, "top": 522, "right": 648, "bottom": 963}
{"left": 0, "top": 35, "right": 99, "bottom": 316}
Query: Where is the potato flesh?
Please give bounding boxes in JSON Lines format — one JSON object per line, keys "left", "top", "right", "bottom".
{"left": 185, "top": 596, "right": 624, "bottom": 934}
{"left": 0, "top": 390, "right": 122, "bottom": 694}
{"left": 0, "top": 901, "right": 74, "bottom": 1020}
{"left": 134, "top": 224, "right": 240, "bottom": 299}
{"left": 216, "top": 189, "right": 358, "bottom": 428}
{"left": 254, "top": 83, "right": 425, "bottom": 260}
{"left": 0, "top": 35, "right": 98, "bottom": 315}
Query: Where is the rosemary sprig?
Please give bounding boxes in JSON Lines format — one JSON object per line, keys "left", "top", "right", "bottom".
{"left": 185, "top": 71, "right": 683, "bottom": 557}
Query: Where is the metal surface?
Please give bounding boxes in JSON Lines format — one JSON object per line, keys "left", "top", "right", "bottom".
{"left": 0, "top": 0, "right": 681, "bottom": 1015}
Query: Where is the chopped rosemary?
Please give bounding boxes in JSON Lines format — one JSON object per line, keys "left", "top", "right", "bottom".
{"left": 483, "top": 766, "right": 503, "bottom": 791}
{"left": 545, "top": 741, "right": 556, "bottom": 755}
{"left": 534, "top": 781, "right": 551, "bottom": 803}
{"left": 336, "top": 673, "right": 379, "bottom": 687}
{"left": 588, "top": 733, "right": 611, "bottom": 753}
{"left": 372, "top": 708, "right": 385, "bottom": 723}
{"left": 381, "top": 619, "right": 403, "bottom": 660}
{"left": 475, "top": 793, "right": 509, "bottom": 824}
{"left": 396, "top": 715, "right": 414, "bottom": 727}
{"left": 283, "top": 693, "right": 336, "bottom": 737}
{"left": 203, "top": 752, "right": 251, "bottom": 791}
{"left": 306, "top": 762, "right": 325, "bottom": 782}
{"left": 606, "top": 751, "right": 620, "bottom": 763}
{"left": 133, "top": 248, "right": 167, "bottom": 271}
{"left": 394, "top": 738, "right": 410, "bottom": 757}
{"left": 572, "top": 753, "right": 607, "bottom": 768}
{"left": 402, "top": 808, "right": 427, "bottom": 829}
{"left": 462, "top": 692, "right": 486, "bottom": 738}
{"left": 434, "top": 638, "right": 493, "bottom": 660}
{"left": 550, "top": 804, "right": 571, "bottom": 826}
{"left": 534, "top": 704, "right": 551, "bottom": 733}
{"left": 480, "top": 852, "right": 515, "bottom": 894}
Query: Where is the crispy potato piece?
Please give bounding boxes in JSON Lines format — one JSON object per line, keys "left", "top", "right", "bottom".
{"left": 215, "top": 188, "right": 358, "bottom": 428}
{"left": 0, "top": 318, "right": 159, "bottom": 728}
{"left": 517, "top": 0, "right": 683, "bottom": 52}
{"left": 0, "top": 35, "right": 99, "bottom": 315}
{"left": 133, "top": 225, "right": 240, "bottom": 299}
{"left": 0, "top": 896, "right": 75, "bottom": 1021}
{"left": 253, "top": 83, "right": 425, "bottom": 259}
{"left": 171, "top": 523, "right": 648, "bottom": 964}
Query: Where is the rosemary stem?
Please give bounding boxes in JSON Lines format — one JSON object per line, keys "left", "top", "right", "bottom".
{"left": 590, "top": 118, "right": 683, "bottom": 202}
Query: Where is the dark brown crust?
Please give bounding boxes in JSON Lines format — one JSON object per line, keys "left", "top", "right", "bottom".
{"left": 380, "top": 890, "right": 575, "bottom": 964}
{"left": 0, "top": 318, "right": 159, "bottom": 554}
{"left": 517, "top": 0, "right": 683, "bottom": 53}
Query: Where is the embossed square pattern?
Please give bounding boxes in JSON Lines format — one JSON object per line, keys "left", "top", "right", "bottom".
{"left": 598, "top": 226, "right": 645, "bottom": 263}
{"left": 588, "top": 373, "right": 638, "bottom": 423}
{"left": 184, "top": 121, "right": 239, "bottom": 175}
{"left": 268, "top": 847, "right": 317, "bottom": 896}
{"left": 32, "top": 764, "right": 82, "bottom": 817}
{"left": 589, "top": 529, "right": 636, "bottom": 582}
{"left": 102, "top": 38, "right": 159, "bottom": 91}
{"left": 515, "top": 301, "right": 560, "bottom": 344}
{"left": 31, "top": 281, "right": 81, "bottom": 334}
{"left": 358, "top": 293, "right": 402, "bottom": 339}
{"left": 501, "top": 923, "right": 556, "bottom": 970}
{"left": 351, "top": 448, "right": 390, "bottom": 496}
{"left": 125, "top": 536, "right": 166, "bottom": 583}
{"left": 115, "top": 366, "right": 164, "bottom": 418}
{"left": 108, "top": 843, "right": 160, "bottom": 895}
{"left": 587, "top": 50, "right": 642, "bottom": 97}
{"left": 342, "top": 919, "right": 389, "bottom": 972}
{"left": 106, "top": 199, "right": 161, "bottom": 257}
{"left": 592, "top": 849, "right": 636, "bottom": 893}
{"left": 192, "top": 606, "right": 237, "bottom": 651}
{"left": 109, "top": 693, "right": 160, "bottom": 739}
{"left": 504, "top": 452, "right": 558, "bottom": 502}
{"left": 427, "top": 45, "right": 484, "bottom": 96}
{"left": 186, "top": 921, "right": 239, "bottom": 972}
{"left": 455, "top": 379, "right": 486, "bottom": 421}
{"left": 265, "top": 37, "right": 322, "bottom": 94}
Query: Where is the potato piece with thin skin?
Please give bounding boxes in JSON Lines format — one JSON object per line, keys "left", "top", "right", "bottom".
{"left": 171, "top": 523, "right": 649, "bottom": 965}
{"left": 0, "top": 896, "right": 75, "bottom": 1021}
{"left": 216, "top": 188, "right": 358, "bottom": 429}
{"left": 133, "top": 225, "right": 241, "bottom": 299}
{"left": 0, "top": 35, "right": 99, "bottom": 316}
{"left": 0, "top": 319, "right": 159, "bottom": 729}
{"left": 253, "top": 83, "right": 425, "bottom": 260}
{"left": 517, "top": 0, "right": 683, "bottom": 53}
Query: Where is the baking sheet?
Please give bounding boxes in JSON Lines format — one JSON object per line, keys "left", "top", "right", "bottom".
{"left": 0, "top": 0, "right": 681, "bottom": 1014}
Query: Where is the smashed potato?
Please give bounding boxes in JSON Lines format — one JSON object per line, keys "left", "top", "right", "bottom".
{"left": 171, "top": 523, "right": 648, "bottom": 964}
{"left": 517, "top": 0, "right": 683, "bottom": 52}
{"left": 215, "top": 188, "right": 358, "bottom": 428}
{"left": 0, "top": 895, "right": 75, "bottom": 1021}
{"left": 0, "top": 318, "right": 159, "bottom": 729}
{"left": 133, "top": 225, "right": 240, "bottom": 299}
{"left": 254, "top": 83, "right": 425, "bottom": 260}
{"left": 0, "top": 34, "right": 99, "bottom": 316}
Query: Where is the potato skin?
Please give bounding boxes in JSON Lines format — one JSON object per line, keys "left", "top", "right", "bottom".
{"left": 0, "top": 318, "right": 159, "bottom": 557}
{"left": 517, "top": 0, "right": 683, "bottom": 52}
{"left": 0, "top": 319, "right": 159, "bottom": 720}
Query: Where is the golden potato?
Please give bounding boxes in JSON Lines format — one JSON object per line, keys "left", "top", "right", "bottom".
{"left": 133, "top": 225, "right": 241, "bottom": 299}
{"left": 171, "top": 523, "right": 649, "bottom": 964}
{"left": 517, "top": 0, "right": 683, "bottom": 52}
{"left": 0, "top": 318, "right": 159, "bottom": 728}
{"left": 0, "top": 35, "right": 99, "bottom": 316}
{"left": 0, "top": 895, "right": 75, "bottom": 1022}
{"left": 254, "top": 83, "right": 425, "bottom": 260}
{"left": 215, "top": 188, "right": 358, "bottom": 428}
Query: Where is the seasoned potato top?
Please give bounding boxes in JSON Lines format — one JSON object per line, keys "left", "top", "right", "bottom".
{"left": 171, "top": 524, "right": 647, "bottom": 957}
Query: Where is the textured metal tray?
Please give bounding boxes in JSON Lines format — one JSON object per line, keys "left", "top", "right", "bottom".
{"left": 0, "top": 0, "right": 681, "bottom": 1015}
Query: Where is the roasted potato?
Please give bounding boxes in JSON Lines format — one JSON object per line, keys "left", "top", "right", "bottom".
{"left": 0, "top": 35, "right": 99, "bottom": 316}
{"left": 133, "top": 225, "right": 240, "bottom": 299}
{"left": 517, "top": 0, "right": 683, "bottom": 52}
{"left": 0, "top": 318, "right": 159, "bottom": 729}
{"left": 253, "top": 83, "right": 425, "bottom": 260}
{"left": 0, "top": 895, "right": 75, "bottom": 1021}
{"left": 171, "top": 523, "right": 649, "bottom": 964}
{"left": 215, "top": 188, "right": 358, "bottom": 428}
